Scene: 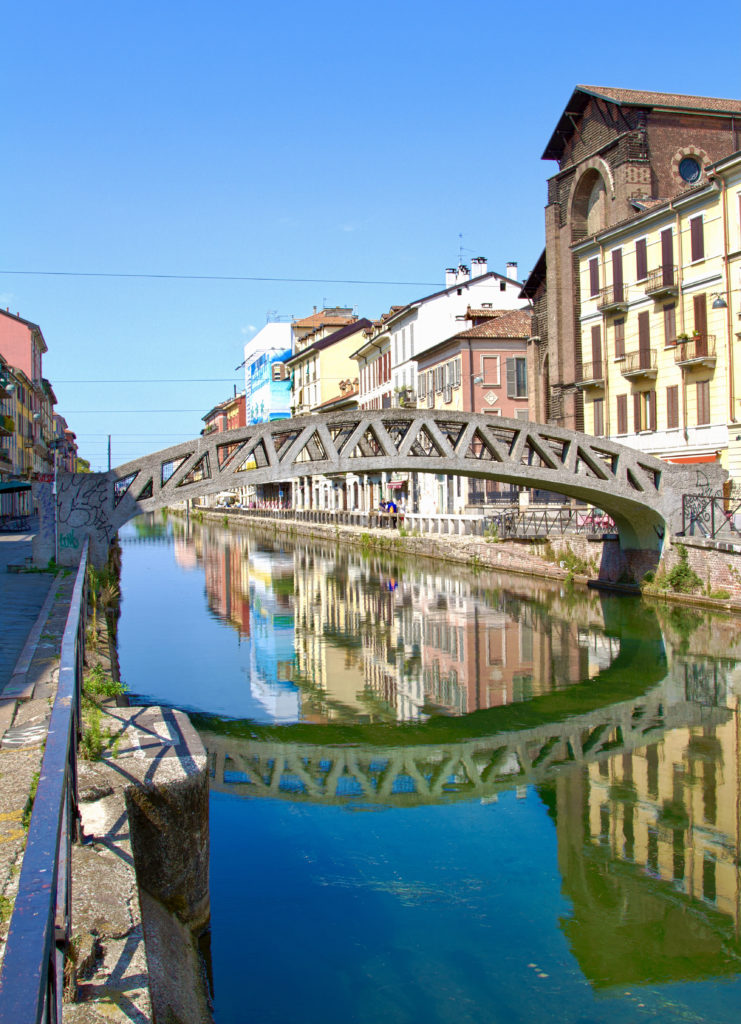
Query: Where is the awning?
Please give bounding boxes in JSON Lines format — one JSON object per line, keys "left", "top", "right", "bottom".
{"left": 0, "top": 481, "right": 31, "bottom": 494}
{"left": 665, "top": 454, "right": 719, "bottom": 464}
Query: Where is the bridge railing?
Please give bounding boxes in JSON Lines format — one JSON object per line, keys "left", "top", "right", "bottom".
{"left": 681, "top": 494, "right": 741, "bottom": 540}
{"left": 0, "top": 539, "right": 88, "bottom": 1024}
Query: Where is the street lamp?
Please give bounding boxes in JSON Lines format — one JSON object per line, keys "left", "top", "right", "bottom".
{"left": 712, "top": 293, "right": 728, "bottom": 309}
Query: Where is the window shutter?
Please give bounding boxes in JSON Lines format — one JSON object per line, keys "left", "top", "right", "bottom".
{"left": 693, "top": 293, "right": 707, "bottom": 337}
{"left": 589, "top": 258, "right": 599, "bottom": 297}
{"left": 614, "top": 318, "right": 625, "bottom": 358}
{"left": 648, "top": 390, "right": 657, "bottom": 432}
{"left": 617, "top": 394, "right": 627, "bottom": 434}
{"left": 591, "top": 324, "right": 602, "bottom": 367}
{"left": 612, "top": 248, "right": 624, "bottom": 301}
{"left": 667, "top": 385, "right": 678, "bottom": 429}
{"left": 418, "top": 374, "right": 426, "bottom": 399}
{"left": 633, "top": 392, "right": 642, "bottom": 432}
{"left": 697, "top": 380, "right": 710, "bottom": 425}
{"left": 661, "top": 227, "right": 673, "bottom": 273}
{"left": 636, "top": 238, "right": 647, "bottom": 281}
{"left": 506, "top": 357, "right": 516, "bottom": 398}
{"left": 663, "top": 304, "right": 676, "bottom": 345}
{"left": 690, "top": 216, "right": 704, "bottom": 262}
{"left": 593, "top": 398, "right": 604, "bottom": 437}
{"left": 455, "top": 359, "right": 461, "bottom": 387}
{"left": 638, "top": 311, "right": 650, "bottom": 365}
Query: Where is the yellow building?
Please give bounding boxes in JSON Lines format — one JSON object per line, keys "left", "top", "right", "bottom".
{"left": 575, "top": 149, "right": 741, "bottom": 478}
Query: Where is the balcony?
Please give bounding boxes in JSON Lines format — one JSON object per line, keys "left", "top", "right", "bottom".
{"left": 674, "top": 334, "right": 716, "bottom": 370}
{"left": 575, "top": 360, "right": 605, "bottom": 389}
{"left": 393, "top": 388, "right": 417, "bottom": 409}
{"left": 620, "top": 349, "right": 658, "bottom": 381}
{"left": 645, "top": 265, "right": 678, "bottom": 298}
{"left": 597, "top": 284, "right": 628, "bottom": 314}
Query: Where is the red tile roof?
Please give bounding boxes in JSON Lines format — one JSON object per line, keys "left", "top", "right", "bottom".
{"left": 455, "top": 308, "right": 532, "bottom": 340}
{"left": 580, "top": 85, "right": 741, "bottom": 114}
{"left": 292, "top": 308, "right": 355, "bottom": 329}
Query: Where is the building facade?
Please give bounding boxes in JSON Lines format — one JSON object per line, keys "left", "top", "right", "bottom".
{"left": 533, "top": 85, "right": 741, "bottom": 434}
{"left": 574, "top": 150, "right": 741, "bottom": 477}
{"left": 242, "top": 322, "right": 293, "bottom": 425}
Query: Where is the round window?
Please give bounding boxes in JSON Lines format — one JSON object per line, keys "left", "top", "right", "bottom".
{"left": 679, "top": 157, "right": 702, "bottom": 183}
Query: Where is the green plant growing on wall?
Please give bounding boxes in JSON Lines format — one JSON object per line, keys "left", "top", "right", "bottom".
{"left": 664, "top": 544, "right": 703, "bottom": 594}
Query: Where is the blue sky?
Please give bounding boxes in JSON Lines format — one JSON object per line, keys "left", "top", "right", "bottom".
{"left": 3, "top": 0, "right": 740, "bottom": 470}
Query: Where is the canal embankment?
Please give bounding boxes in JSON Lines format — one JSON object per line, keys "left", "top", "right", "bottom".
{"left": 187, "top": 505, "right": 741, "bottom": 614}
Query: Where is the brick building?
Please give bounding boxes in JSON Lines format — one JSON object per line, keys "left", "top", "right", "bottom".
{"left": 528, "top": 85, "right": 741, "bottom": 432}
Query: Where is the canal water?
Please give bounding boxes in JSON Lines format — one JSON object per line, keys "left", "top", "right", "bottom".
{"left": 118, "top": 514, "right": 741, "bottom": 1024}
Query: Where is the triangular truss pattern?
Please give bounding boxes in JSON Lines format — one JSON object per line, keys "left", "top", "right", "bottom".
{"left": 235, "top": 440, "right": 270, "bottom": 473}
{"left": 161, "top": 455, "right": 191, "bottom": 486}
{"left": 539, "top": 434, "right": 571, "bottom": 465}
{"left": 272, "top": 430, "right": 301, "bottom": 461}
{"left": 638, "top": 463, "right": 661, "bottom": 490}
{"left": 330, "top": 422, "right": 361, "bottom": 456}
{"left": 625, "top": 467, "right": 644, "bottom": 491}
{"left": 464, "top": 428, "right": 503, "bottom": 462}
{"left": 136, "top": 478, "right": 154, "bottom": 500}
{"left": 382, "top": 419, "right": 414, "bottom": 453}
{"left": 350, "top": 425, "right": 384, "bottom": 458}
{"left": 590, "top": 446, "right": 619, "bottom": 478}
{"left": 484, "top": 424, "right": 520, "bottom": 457}
{"left": 433, "top": 420, "right": 466, "bottom": 451}
{"left": 408, "top": 425, "right": 445, "bottom": 458}
{"left": 217, "top": 441, "right": 245, "bottom": 470}
{"left": 575, "top": 446, "right": 609, "bottom": 480}
{"left": 294, "top": 430, "right": 327, "bottom": 463}
{"left": 113, "top": 472, "right": 138, "bottom": 507}
{"left": 520, "top": 434, "right": 558, "bottom": 470}
{"left": 177, "top": 453, "right": 211, "bottom": 487}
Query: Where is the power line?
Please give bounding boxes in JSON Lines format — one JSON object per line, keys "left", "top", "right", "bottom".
{"left": 61, "top": 408, "right": 205, "bottom": 413}
{"left": 55, "top": 377, "right": 241, "bottom": 383}
{"left": 0, "top": 268, "right": 439, "bottom": 287}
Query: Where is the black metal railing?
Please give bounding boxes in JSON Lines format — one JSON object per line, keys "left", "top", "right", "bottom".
{"left": 681, "top": 494, "right": 741, "bottom": 540}
{"left": 0, "top": 540, "right": 88, "bottom": 1024}
{"left": 596, "top": 284, "right": 627, "bottom": 311}
{"left": 621, "top": 348, "right": 657, "bottom": 375}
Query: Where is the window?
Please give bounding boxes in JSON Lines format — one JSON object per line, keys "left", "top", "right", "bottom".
{"left": 614, "top": 318, "right": 625, "bottom": 359}
{"left": 638, "top": 311, "right": 651, "bottom": 368}
{"left": 515, "top": 408, "right": 529, "bottom": 421}
{"left": 506, "top": 357, "right": 527, "bottom": 398}
{"left": 634, "top": 390, "right": 656, "bottom": 432}
{"left": 697, "top": 380, "right": 710, "bottom": 425}
{"left": 409, "top": 323, "right": 414, "bottom": 356}
{"left": 589, "top": 257, "right": 599, "bottom": 297}
{"left": 499, "top": 281, "right": 506, "bottom": 291}
{"left": 635, "top": 238, "right": 648, "bottom": 281}
{"left": 616, "top": 394, "right": 628, "bottom": 434}
{"left": 612, "top": 247, "right": 624, "bottom": 301}
{"left": 418, "top": 373, "right": 426, "bottom": 399}
{"left": 591, "top": 324, "right": 602, "bottom": 368}
{"left": 593, "top": 397, "right": 604, "bottom": 437}
{"left": 666, "top": 385, "right": 679, "bottom": 429}
{"left": 690, "top": 215, "right": 704, "bottom": 262}
{"left": 481, "top": 355, "right": 500, "bottom": 385}
{"left": 663, "top": 304, "right": 676, "bottom": 346}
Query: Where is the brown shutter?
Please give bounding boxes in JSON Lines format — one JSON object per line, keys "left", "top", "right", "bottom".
{"left": 589, "top": 258, "right": 599, "bottom": 297}
{"left": 593, "top": 398, "right": 604, "bottom": 436}
{"left": 667, "top": 385, "right": 678, "bottom": 429}
{"left": 638, "top": 311, "right": 651, "bottom": 367}
{"left": 633, "top": 392, "right": 642, "bottom": 432}
{"left": 612, "top": 248, "right": 623, "bottom": 302}
{"left": 690, "top": 216, "right": 704, "bottom": 262}
{"left": 661, "top": 228, "right": 674, "bottom": 286}
{"left": 636, "top": 238, "right": 647, "bottom": 281}
{"left": 663, "top": 304, "right": 676, "bottom": 345}
{"left": 648, "top": 390, "right": 657, "bottom": 432}
{"left": 617, "top": 394, "right": 627, "bottom": 434}
{"left": 591, "top": 324, "right": 602, "bottom": 368}
{"left": 693, "top": 293, "right": 708, "bottom": 346}
{"left": 697, "top": 380, "right": 710, "bottom": 425}
{"left": 614, "top": 318, "right": 625, "bottom": 358}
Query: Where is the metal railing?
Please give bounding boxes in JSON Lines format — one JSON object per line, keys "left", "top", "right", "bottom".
{"left": 596, "top": 284, "right": 626, "bottom": 311}
{"left": 620, "top": 348, "right": 657, "bottom": 375}
{"left": 674, "top": 335, "right": 716, "bottom": 365}
{"left": 483, "top": 506, "right": 615, "bottom": 539}
{"left": 0, "top": 539, "right": 88, "bottom": 1024}
{"left": 578, "top": 360, "right": 605, "bottom": 384}
{"left": 681, "top": 495, "right": 741, "bottom": 540}
{"left": 644, "top": 265, "right": 678, "bottom": 295}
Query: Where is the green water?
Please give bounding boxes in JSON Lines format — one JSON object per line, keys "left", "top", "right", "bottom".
{"left": 118, "top": 515, "right": 741, "bottom": 1023}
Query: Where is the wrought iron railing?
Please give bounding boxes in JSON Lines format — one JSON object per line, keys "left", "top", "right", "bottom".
{"left": 674, "top": 335, "right": 716, "bottom": 364}
{"left": 597, "top": 284, "right": 626, "bottom": 310}
{"left": 681, "top": 494, "right": 741, "bottom": 540}
{"left": 645, "top": 265, "right": 678, "bottom": 294}
{"left": 620, "top": 348, "right": 657, "bottom": 375}
{"left": 0, "top": 540, "right": 88, "bottom": 1024}
{"left": 578, "top": 360, "right": 605, "bottom": 384}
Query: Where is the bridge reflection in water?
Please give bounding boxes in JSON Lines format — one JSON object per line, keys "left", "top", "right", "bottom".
{"left": 119, "top": 516, "right": 741, "bottom": 1011}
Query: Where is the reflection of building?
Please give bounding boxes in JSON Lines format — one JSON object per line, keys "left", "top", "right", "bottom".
{"left": 550, "top": 687, "right": 741, "bottom": 988}
{"left": 247, "top": 547, "right": 298, "bottom": 722}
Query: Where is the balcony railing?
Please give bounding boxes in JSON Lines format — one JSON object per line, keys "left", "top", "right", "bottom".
{"left": 674, "top": 334, "right": 716, "bottom": 368}
{"left": 576, "top": 360, "right": 605, "bottom": 388}
{"left": 645, "top": 265, "right": 678, "bottom": 297}
{"left": 620, "top": 349, "right": 657, "bottom": 379}
{"left": 596, "top": 284, "right": 628, "bottom": 313}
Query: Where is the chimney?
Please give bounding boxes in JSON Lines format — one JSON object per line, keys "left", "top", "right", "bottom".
{"left": 470, "top": 256, "right": 488, "bottom": 279}
{"left": 445, "top": 267, "right": 457, "bottom": 288}
{"left": 457, "top": 264, "right": 470, "bottom": 284}
{"left": 506, "top": 261, "right": 518, "bottom": 281}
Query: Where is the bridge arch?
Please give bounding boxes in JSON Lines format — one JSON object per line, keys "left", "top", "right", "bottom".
{"left": 47, "top": 410, "right": 723, "bottom": 565}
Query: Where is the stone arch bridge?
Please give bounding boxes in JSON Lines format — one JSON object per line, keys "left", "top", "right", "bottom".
{"left": 42, "top": 409, "right": 723, "bottom": 565}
